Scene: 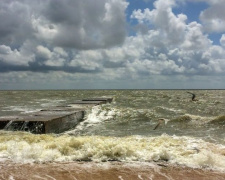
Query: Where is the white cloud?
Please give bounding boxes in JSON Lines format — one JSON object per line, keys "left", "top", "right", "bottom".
{"left": 69, "top": 50, "right": 103, "bottom": 71}
{"left": 31, "top": 16, "right": 58, "bottom": 42}
{"left": 1, "top": 0, "right": 225, "bottom": 89}
{"left": 220, "top": 34, "right": 225, "bottom": 47}
{"left": 0, "top": 45, "right": 33, "bottom": 66}
{"left": 182, "top": 22, "right": 212, "bottom": 50}
{"left": 125, "top": 0, "right": 224, "bottom": 78}
{"left": 0, "top": 45, "right": 11, "bottom": 55}
{"left": 131, "top": 0, "right": 187, "bottom": 46}
{"left": 36, "top": 46, "right": 52, "bottom": 60}
{"left": 53, "top": 47, "right": 68, "bottom": 58}
{"left": 36, "top": 46, "right": 69, "bottom": 67}
{"left": 199, "top": 1, "right": 225, "bottom": 33}
{"left": 208, "top": 59, "right": 225, "bottom": 73}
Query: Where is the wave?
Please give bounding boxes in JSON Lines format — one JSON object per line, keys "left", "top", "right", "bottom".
{"left": 64, "top": 103, "right": 225, "bottom": 139}
{"left": 0, "top": 131, "right": 225, "bottom": 172}
{"left": 65, "top": 105, "right": 117, "bottom": 135}
{"left": 170, "top": 114, "right": 225, "bottom": 126}
{"left": 169, "top": 114, "right": 225, "bottom": 125}
{"left": 80, "top": 104, "right": 224, "bottom": 126}
{"left": 2, "top": 106, "right": 41, "bottom": 114}
{"left": 209, "top": 115, "right": 225, "bottom": 125}
{"left": 65, "top": 104, "right": 156, "bottom": 135}
{"left": 169, "top": 114, "right": 211, "bottom": 124}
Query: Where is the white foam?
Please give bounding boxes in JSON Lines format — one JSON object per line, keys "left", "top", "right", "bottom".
{"left": 118, "top": 176, "right": 124, "bottom": 180}
{"left": 157, "top": 106, "right": 183, "bottom": 113}
{"left": 65, "top": 105, "right": 116, "bottom": 134}
{"left": 0, "top": 132, "right": 225, "bottom": 172}
{"left": 2, "top": 106, "right": 40, "bottom": 113}
{"left": 40, "top": 99, "right": 65, "bottom": 107}
{"left": 9, "top": 176, "right": 15, "bottom": 180}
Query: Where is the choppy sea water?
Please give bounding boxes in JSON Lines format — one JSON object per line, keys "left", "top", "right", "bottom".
{"left": 0, "top": 90, "right": 225, "bottom": 173}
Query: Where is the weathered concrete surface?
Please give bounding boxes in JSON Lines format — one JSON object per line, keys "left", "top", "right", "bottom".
{"left": 43, "top": 110, "right": 84, "bottom": 134}
{"left": 72, "top": 100, "right": 106, "bottom": 105}
{"left": 72, "top": 98, "right": 113, "bottom": 105}
{"left": 0, "top": 97, "right": 113, "bottom": 134}
{"left": 82, "top": 97, "right": 113, "bottom": 103}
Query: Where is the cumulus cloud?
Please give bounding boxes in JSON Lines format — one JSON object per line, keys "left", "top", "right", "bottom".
{"left": 40, "top": 0, "right": 128, "bottom": 49}
{"left": 0, "top": 45, "right": 33, "bottom": 67}
{"left": 0, "top": 0, "right": 128, "bottom": 49}
{"left": 220, "top": 34, "right": 225, "bottom": 47}
{"left": 0, "top": 1, "right": 33, "bottom": 47}
{"left": 198, "top": 0, "right": 225, "bottom": 33}
{"left": 0, "top": 0, "right": 225, "bottom": 89}
{"left": 128, "top": 0, "right": 216, "bottom": 76}
{"left": 0, "top": 0, "right": 128, "bottom": 73}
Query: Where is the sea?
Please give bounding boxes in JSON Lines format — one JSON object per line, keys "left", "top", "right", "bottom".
{"left": 0, "top": 90, "right": 225, "bottom": 179}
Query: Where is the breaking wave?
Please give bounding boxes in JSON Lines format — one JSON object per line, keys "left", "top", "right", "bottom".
{"left": 0, "top": 131, "right": 225, "bottom": 172}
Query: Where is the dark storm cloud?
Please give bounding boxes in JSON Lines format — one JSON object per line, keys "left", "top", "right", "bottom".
{"left": 0, "top": 0, "right": 33, "bottom": 48}
{"left": 0, "top": 0, "right": 128, "bottom": 50}
{"left": 41, "top": 0, "right": 128, "bottom": 49}
{"left": 0, "top": 0, "right": 128, "bottom": 74}
{"left": 0, "top": 60, "right": 101, "bottom": 73}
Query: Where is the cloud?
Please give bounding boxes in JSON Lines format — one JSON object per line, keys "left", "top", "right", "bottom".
{"left": 0, "top": 0, "right": 128, "bottom": 74}
{"left": 0, "top": 45, "right": 33, "bottom": 66}
{"left": 36, "top": 46, "right": 52, "bottom": 60}
{"left": 0, "top": 0, "right": 128, "bottom": 50}
{"left": 198, "top": 0, "right": 225, "bottom": 33}
{"left": 220, "top": 34, "right": 225, "bottom": 47}
{"left": 40, "top": 0, "right": 128, "bottom": 49}
{"left": 1, "top": 0, "right": 225, "bottom": 89}
{"left": 131, "top": 0, "right": 187, "bottom": 45}
{"left": 0, "top": 0, "right": 33, "bottom": 47}
{"left": 182, "top": 22, "right": 212, "bottom": 50}
{"left": 127, "top": 0, "right": 224, "bottom": 77}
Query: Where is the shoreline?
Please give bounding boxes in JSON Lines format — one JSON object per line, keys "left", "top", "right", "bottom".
{"left": 1, "top": 161, "right": 225, "bottom": 180}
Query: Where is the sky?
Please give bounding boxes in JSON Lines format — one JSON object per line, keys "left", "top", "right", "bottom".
{"left": 0, "top": 0, "right": 225, "bottom": 90}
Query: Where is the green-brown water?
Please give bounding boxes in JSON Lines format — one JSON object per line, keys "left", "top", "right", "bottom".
{"left": 0, "top": 90, "right": 225, "bottom": 171}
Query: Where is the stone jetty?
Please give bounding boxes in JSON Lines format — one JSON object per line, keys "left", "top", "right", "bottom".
{"left": 0, "top": 97, "right": 113, "bottom": 134}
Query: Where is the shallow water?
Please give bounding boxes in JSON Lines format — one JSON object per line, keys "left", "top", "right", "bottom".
{"left": 0, "top": 90, "right": 225, "bottom": 172}
{"left": 1, "top": 161, "right": 225, "bottom": 180}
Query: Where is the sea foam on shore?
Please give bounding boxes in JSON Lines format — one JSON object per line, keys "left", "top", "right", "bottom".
{"left": 0, "top": 131, "right": 225, "bottom": 172}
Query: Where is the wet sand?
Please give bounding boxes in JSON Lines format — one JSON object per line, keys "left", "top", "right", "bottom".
{"left": 0, "top": 161, "right": 225, "bottom": 180}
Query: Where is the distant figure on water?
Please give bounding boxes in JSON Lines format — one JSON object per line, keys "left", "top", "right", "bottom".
{"left": 187, "top": 92, "right": 198, "bottom": 101}
{"left": 153, "top": 118, "right": 165, "bottom": 130}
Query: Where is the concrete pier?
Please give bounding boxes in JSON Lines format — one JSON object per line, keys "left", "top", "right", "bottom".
{"left": 0, "top": 97, "right": 113, "bottom": 134}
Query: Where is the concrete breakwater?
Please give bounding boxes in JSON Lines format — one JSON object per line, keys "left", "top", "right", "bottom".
{"left": 0, "top": 97, "right": 113, "bottom": 134}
